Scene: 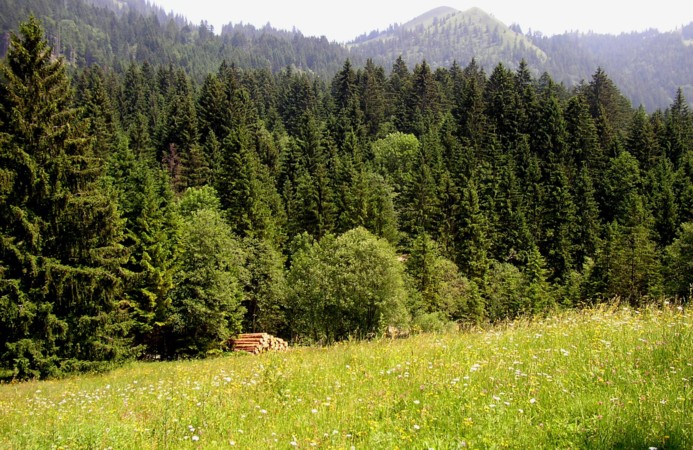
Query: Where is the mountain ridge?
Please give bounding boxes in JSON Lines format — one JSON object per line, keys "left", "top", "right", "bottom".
{"left": 0, "top": 1, "right": 690, "bottom": 110}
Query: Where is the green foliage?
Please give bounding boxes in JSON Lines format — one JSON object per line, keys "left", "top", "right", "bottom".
{"left": 104, "top": 141, "right": 180, "bottom": 355}
{"left": 166, "top": 187, "right": 245, "bottom": 357}
{"left": 406, "top": 233, "right": 483, "bottom": 323}
{"left": 240, "top": 237, "right": 288, "bottom": 335}
{"left": 0, "top": 16, "right": 133, "bottom": 379}
{"left": 663, "top": 222, "right": 693, "bottom": 299}
{"left": 3, "top": 8, "right": 693, "bottom": 378}
{"left": 287, "top": 228, "right": 409, "bottom": 343}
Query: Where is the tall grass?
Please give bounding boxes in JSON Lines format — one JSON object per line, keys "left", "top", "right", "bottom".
{"left": 1, "top": 304, "right": 691, "bottom": 449}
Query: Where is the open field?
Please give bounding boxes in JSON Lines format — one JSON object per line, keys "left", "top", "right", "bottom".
{"left": 1, "top": 304, "right": 691, "bottom": 449}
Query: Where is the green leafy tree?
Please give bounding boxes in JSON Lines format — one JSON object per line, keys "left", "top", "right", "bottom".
{"left": 166, "top": 187, "right": 245, "bottom": 357}
{"left": 287, "top": 228, "right": 409, "bottom": 343}
{"left": 240, "top": 237, "right": 288, "bottom": 336}
{"left": 406, "top": 233, "right": 483, "bottom": 323}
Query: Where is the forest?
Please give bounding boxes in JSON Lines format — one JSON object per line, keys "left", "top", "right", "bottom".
{"left": 1, "top": 15, "right": 692, "bottom": 380}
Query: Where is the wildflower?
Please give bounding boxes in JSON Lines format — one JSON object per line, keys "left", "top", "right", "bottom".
{"left": 413, "top": 400, "right": 420, "bottom": 405}
{"left": 311, "top": 408, "right": 318, "bottom": 413}
{"left": 230, "top": 441, "right": 235, "bottom": 446}
{"left": 413, "top": 424, "right": 420, "bottom": 430}
{"left": 260, "top": 409, "right": 268, "bottom": 414}
{"left": 192, "top": 435, "right": 199, "bottom": 442}
{"left": 529, "top": 398, "right": 537, "bottom": 404}
{"left": 290, "top": 441, "right": 298, "bottom": 446}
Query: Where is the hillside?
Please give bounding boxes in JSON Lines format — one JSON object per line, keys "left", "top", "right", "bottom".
{"left": 1, "top": 306, "right": 690, "bottom": 448}
{"left": 348, "top": 6, "right": 692, "bottom": 111}
{"left": 532, "top": 26, "right": 693, "bottom": 111}
{"left": 349, "top": 6, "right": 548, "bottom": 71}
{"left": 0, "top": 0, "right": 350, "bottom": 79}
{"left": 0, "top": 1, "right": 690, "bottom": 109}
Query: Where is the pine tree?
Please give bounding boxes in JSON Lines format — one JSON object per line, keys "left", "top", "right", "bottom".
{"left": 485, "top": 63, "right": 520, "bottom": 150}
{"left": 540, "top": 163, "right": 577, "bottom": 281}
{"left": 532, "top": 90, "right": 567, "bottom": 162}
{"left": 358, "top": 59, "right": 387, "bottom": 138}
{"left": 626, "top": 106, "right": 659, "bottom": 171}
{"left": 457, "top": 176, "right": 491, "bottom": 279}
{"left": 105, "top": 143, "right": 180, "bottom": 355}
{"left": 564, "top": 95, "right": 602, "bottom": 173}
{"left": 646, "top": 157, "right": 679, "bottom": 247}
{"left": 387, "top": 56, "right": 411, "bottom": 132}
{"left": 572, "top": 166, "right": 601, "bottom": 267}
{"left": 0, "top": 17, "right": 132, "bottom": 379}
{"left": 74, "top": 65, "right": 118, "bottom": 159}
{"left": 664, "top": 88, "right": 692, "bottom": 167}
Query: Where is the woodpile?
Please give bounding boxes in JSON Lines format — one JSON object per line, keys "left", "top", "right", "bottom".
{"left": 229, "top": 333, "right": 289, "bottom": 354}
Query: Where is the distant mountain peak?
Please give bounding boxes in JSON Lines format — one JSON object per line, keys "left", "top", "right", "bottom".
{"left": 351, "top": 5, "right": 547, "bottom": 68}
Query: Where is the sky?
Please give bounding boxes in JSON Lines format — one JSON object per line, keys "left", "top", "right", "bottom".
{"left": 152, "top": 0, "right": 693, "bottom": 42}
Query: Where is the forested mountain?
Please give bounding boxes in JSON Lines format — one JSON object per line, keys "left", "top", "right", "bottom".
{"left": 0, "top": 1, "right": 691, "bottom": 110}
{"left": 1, "top": 7, "right": 693, "bottom": 380}
{"left": 0, "top": 0, "right": 350, "bottom": 78}
{"left": 348, "top": 7, "right": 693, "bottom": 112}
{"left": 531, "top": 25, "right": 693, "bottom": 111}
{"left": 348, "top": 6, "right": 548, "bottom": 73}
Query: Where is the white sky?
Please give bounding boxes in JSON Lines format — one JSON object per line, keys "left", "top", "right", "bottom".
{"left": 152, "top": 0, "right": 693, "bottom": 42}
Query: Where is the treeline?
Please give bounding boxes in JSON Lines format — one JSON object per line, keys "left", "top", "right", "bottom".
{"left": 531, "top": 27, "right": 693, "bottom": 111}
{"left": 0, "top": 0, "right": 349, "bottom": 79}
{"left": 1, "top": 18, "right": 693, "bottom": 380}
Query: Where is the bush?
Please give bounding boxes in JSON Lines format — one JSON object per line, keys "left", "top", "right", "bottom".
{"left": 287, "top": 227, "right": 409, "bottom": 343}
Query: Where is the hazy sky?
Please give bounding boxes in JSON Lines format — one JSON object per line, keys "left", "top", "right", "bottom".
{"left": 153, "top": 0, "right": 692, "bottom": 42}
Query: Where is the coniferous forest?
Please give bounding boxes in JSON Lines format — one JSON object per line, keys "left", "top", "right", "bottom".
{"left": 1, "top": 13, "right": 692, "bottom": 381}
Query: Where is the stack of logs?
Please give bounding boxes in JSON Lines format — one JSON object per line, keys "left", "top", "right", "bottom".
{"left": 229, "top": 333, "right": 289, "bottom": 354}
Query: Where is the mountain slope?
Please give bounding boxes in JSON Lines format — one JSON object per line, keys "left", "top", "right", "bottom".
{"left": 0, "top": 1, "right": 690, "bottom": 110}
{"left": 348, "top": 6, "right": 692, "bottom": 110}
{"left": 349, "top": 6, "right": 547, "bottom": 70}
{"left": 532, "top": 26, "right": 693, "bottom": 110}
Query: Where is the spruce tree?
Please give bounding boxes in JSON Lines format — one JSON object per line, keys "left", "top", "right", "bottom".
{"left": 0, "top": 17, "right": 132, "bottom": 378}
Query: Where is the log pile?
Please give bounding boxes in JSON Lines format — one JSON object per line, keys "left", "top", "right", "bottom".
{"left": 229, "top": 333, "right": 289, "bottom": 354}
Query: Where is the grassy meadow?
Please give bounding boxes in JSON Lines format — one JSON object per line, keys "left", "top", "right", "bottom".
{"left": 0, "top": 304, "right": 691, "bottom": 449}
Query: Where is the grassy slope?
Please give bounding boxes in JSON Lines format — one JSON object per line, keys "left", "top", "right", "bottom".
{"left": 0, "top": 305, "right": 691, "bottom": 449}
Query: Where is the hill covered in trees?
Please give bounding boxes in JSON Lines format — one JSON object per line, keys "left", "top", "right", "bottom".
{"left": 1, "top": 14, "right": 693, "bottom": 380}
{"left": 0, "top": 1, "right": 691, "bottom": 110}
{"left": 348, "top": 6, "right": 693, "bottom": 112}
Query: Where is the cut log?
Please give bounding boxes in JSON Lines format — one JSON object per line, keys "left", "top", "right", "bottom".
{"left": 228, "top": 333, "right": 289, "bottom": 354}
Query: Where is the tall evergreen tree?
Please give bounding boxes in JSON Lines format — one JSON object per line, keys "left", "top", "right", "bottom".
{"left": 0, "top": 17, "right": 132, "bottom": 379}
{"left": 626, "top": 105, "right": 659, "bottom": 171}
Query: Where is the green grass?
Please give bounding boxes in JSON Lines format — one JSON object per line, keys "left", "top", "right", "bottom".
{"left": 1, "top": 304, "right": 691, "bottom": 449}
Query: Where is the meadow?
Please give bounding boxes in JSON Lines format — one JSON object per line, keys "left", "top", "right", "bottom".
{"left": 0, "top": 304, "right": 691, "bottom": 449}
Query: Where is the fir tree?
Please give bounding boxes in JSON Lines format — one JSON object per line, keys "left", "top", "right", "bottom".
{"left": 0, "top": 17, "right": 132, "bottom": 379}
